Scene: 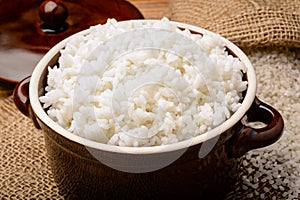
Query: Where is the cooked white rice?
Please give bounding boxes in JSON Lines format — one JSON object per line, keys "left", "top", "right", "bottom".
{"left": 40, "top": 18, "right": 248, "bottom": 147}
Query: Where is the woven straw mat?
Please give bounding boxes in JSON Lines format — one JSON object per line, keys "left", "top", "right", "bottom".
{"left": 168, "top": 0, "right": 300, "bottom": 48}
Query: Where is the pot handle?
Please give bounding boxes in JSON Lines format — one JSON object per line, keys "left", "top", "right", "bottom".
{"left": 13, "top": 76, "right": 41, "bottom": 129}
{"left": 229, "top": 97, "right": 284, "bottom": 158}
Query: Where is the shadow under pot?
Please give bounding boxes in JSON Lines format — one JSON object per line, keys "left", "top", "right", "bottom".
{"left": 13, "top": 20, "right": 284, "bottom": 199}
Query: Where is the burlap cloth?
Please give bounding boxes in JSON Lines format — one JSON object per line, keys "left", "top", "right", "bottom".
{"left": 1, "top": 0, "right": 300, "bottom": 199}
{"left": 0, "top": 97, "right": 62, "bottom": 199}
{"left": 168, "top": 0, "right": 300, "bottom": 48}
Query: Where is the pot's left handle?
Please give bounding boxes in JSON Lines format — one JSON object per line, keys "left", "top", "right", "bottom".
{"left": 13, "top": 76, "right": 41, "bottom": 129}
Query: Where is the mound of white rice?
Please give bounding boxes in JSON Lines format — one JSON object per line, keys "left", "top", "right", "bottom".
{"left": 40, "top": 18, "right": 248, "bottom": 147}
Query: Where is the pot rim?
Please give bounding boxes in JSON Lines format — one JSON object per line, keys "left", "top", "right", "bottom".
{"left": 29, "top": 19, "right": 256, "bottom": 154}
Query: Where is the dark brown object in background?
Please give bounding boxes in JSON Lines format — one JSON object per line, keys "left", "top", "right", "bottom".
{"left": 0, "top": 0, "right": 143, "bottom": 86}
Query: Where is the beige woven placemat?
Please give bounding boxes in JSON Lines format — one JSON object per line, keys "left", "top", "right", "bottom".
{"left": 168, "top": 0, "right": 300, "bottom": 48}
{"left": 0, "top": 47, "right": 299, "bottom": 199}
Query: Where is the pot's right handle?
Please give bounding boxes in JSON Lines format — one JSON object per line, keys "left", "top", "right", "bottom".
{"left": 13, "top": 76, "right": 41, "bottom": 129}
{"left": 229, "top": 97, "right": 284, "bottom": 158}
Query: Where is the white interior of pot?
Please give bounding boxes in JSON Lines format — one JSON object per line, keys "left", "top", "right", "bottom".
{"left": 29, "top": 20, "right": 257, "bottom": 154}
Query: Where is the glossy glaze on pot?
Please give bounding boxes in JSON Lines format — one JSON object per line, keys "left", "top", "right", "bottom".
{"left": 41, "top": 118, "right": 240, "bottom": 199}
{"left": 13, "top": 20, "right": 284, "bottom": 199}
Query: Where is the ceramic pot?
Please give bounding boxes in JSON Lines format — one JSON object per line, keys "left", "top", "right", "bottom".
{"left": 13, "top": 20, "right": 284, "bottom": 199}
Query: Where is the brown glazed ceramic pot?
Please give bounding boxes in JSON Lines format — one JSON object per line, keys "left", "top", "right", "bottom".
{"left": 13, "top": 20, "right": 284, "bottom": 200}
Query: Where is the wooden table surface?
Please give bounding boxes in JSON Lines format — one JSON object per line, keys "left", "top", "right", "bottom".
{"left": 128, "top": 0, "right": 170, "bottom": 19}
